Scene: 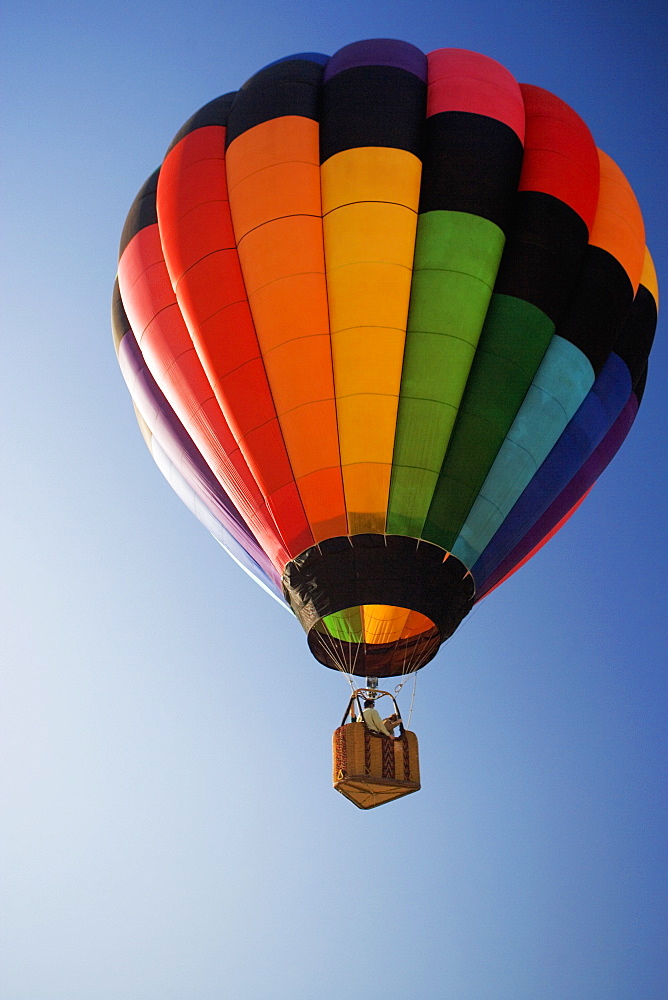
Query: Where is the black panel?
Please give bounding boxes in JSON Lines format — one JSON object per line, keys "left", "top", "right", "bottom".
{"left": 111, "top": 278, "right": 130, "bottom": 353}
{"left": 634, "top": 364, "right": 648, "bottom": 404}
{"left": 493, "top": 192, "right": 590, "bottom": 323}
{"left": 118, "top": 168, "right": 159, "bottom": 257}
{"left": 225, "top": 59, "right": 324, "bottom": 147}
{"left": 166, "top": 93, "right": 237, "bottom": 153}
{"left": 611, "top": 284, "right": 658, "bottom": 387}
{"left": 418, "top": 111, "right": 523, "bottom": 232}
{"left": 308, "top": 625, "right": 442, "bottom": 677}
{"left": 282, "top": 534, "right": 475, "bottom": 670}
{"left": 557, "top": 245, "right": 634, "bottom": 374}
{"left": 320, "top": 66, "right": 426, "bottom": 162}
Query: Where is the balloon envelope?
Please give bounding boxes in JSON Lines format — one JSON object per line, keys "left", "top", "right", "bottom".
{"left": 113, "top": 40, "right": 658, "bottom": 676}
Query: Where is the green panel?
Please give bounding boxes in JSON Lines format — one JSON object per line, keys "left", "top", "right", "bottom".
{"left": 422, "top": 294, "right": 555, "bottom": 550}
{"left": 322, "top": 606, "right": 363, "bottom": 643}
{"left": 387, "top": 211, "right": 505, "bottom": 537}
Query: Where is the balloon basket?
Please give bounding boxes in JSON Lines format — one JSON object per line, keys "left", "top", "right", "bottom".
{"left": 332, "top": 722, "right": 420, "bottom": 809}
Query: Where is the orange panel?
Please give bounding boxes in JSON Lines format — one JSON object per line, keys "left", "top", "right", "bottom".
{"left": 262, "top": 335, "right": 334, "bottom": 416}
{"left": 229, "top": 161, "right": 322, "bottom": 238}
{"left": 295, "top": 467, "right": 349, "bottom": 542}
{"left": 226, "top": 116, "right": 320, "bottom": 184}
{"left": 591, "top": 149, "right": 645, "bottom": 293}
{"left": 361, "top": 605, "right": 411, "bottom": 645}
{"left": 401, "top": 610, "right": 435, "bottom": 638}
{"left": 245, "top": 271, "right": 330, "bottom": 352}
{"left": 238, "top": 216, "right": 326, "bottom": 294}
{"left": 227, "top": 115, "right": 347, "bottom": 539}
{"left": 280, "top": 399, "right": 341, "bottom": 479}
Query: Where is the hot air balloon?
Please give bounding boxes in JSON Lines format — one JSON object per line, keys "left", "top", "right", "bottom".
{"left": 113, "top": 40, "right": 658, "bottom": 808}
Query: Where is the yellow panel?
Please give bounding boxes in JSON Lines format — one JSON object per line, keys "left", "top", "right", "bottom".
{"left": 641, "top": 247, "right": 659, "bottom": 306}
{"left": 320, "top": 147, "right": 421, "bottom": 531}
{"left": 331, "top": 327, "right": 405, "bottom": 396}
{"left": 321, "top": 147, "right": 422, "bottom": 213}
{"left": 343, "top": 464, "right": 391, "bottom": 534}
{"left": 323, "top": 202, "right": 418, "bottom": 270}
{"left": 337, "top": 394, "right": 399, "bottom": 465}
{"left": 328, "top": 260, "right": 413, "bottom": 333}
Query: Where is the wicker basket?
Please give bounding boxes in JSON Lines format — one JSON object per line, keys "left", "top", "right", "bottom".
{"left": 333, "top": 722, "right": 421, "bottom": 809}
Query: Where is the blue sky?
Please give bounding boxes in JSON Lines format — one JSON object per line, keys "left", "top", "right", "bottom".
{"left": 2, "top": 2, "right": 666, "bottom": 998}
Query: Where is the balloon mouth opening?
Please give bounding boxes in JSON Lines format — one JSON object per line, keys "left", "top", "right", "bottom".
{"left": 308, "top": 604, "right": 441, "bottom": 676}
{"left": 282, "top": 534, "right": 475, "bottom": 676}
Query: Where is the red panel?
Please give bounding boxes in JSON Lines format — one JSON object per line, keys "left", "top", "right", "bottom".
{"left": 118, "top": 224, "right": 289, "bottom": 569}
{"left": 157, "top": 125, "right": 314, "bottom": 558}
{"left": 426, "top": 48, "right": 525, "bottom": 142}
{"left": 519, "top": 85, "right": 600, "bottom": 232}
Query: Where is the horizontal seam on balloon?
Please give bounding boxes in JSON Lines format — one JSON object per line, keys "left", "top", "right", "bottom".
{"left": 227, "top": 156, "right": 320, "bottom": 193}
{"left": 258, "top": 331, "right": 331, "bottom": 354}
{"left": 330, "top": 323, "right": 406, "bottom": 335}
{"left": 521, "top": 144, "right": 590, "bottom": 168}
{"left": 123, "top": 258, "right": 167, "bottom": 293}
{"left": 394, "top": 394, "right": 459, "bottom": 407}
{"left": 428, "top": 70, "right": 518, "bottom": 97}
{"left": 175, "top": 251, "right": 242, "bottom": 290}
{"left": 334, "top": 391, "right": 400, "bottom": 399}
{"left": 276, "top": 397, "right": 337, "bottom": 418}
{"left": 403, "top": 329, "right": 483, "bottom": 349}
{"left": 340, "top": 459, "right": 393, "bottom": 468}
{"left": 410, "top": 267, "right": 496, "bottom": 291}
{"left": 523, "top": 381, "right": 574, "bottom": 423}
{"left": 592, "top": 206, "right": 644, "bottom": 252}
{"left": 138, "top": 301, "right": 181, "bottom": 338}
{"left": 236, "top": 213, "right": 323, "bottom": 246}
{"left": 325, "top": 261, "right": 413, "bottom": 274}
{"left": 388, "top": 461, "right": 446, "bottom": 475}
{"left": 247, "top": 268, "right": 326, "bottom": 295}
{"left": 322, "top": 200, "right": 418, "bottom": 216}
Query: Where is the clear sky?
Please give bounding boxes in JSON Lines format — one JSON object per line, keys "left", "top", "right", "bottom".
{"left": 1, "top": 2, "right": 666, "bottom": 998}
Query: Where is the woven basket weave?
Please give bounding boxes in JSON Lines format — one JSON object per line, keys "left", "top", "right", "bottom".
{"left": 332, "top": 722, "right": 420, "bottom": 809}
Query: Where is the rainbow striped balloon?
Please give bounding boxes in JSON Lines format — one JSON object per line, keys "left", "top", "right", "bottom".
{"left": 113, "top": 40, "right": 658, "bottom": 677}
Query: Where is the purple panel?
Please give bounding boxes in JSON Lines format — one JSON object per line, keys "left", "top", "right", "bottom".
{"left": 476, "top": 394, "right": 639, "bottom": 599}
{"left": 117, "top": 331, "right": 276, "bottom": 581}
{"left": 324, "top": 38, "right": 427, "bottom": 82}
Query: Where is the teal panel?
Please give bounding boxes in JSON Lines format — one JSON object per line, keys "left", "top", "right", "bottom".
{"left": 452, "top": 335, "right": 594, "bottom": 568}
{"left": 387, "top": 210, "right": 505, "bottom": 537}
{"left": 422, "top": 294, "right": 555, "bottom": 550}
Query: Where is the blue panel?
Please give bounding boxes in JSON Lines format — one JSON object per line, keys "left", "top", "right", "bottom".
{"left": 472, "top": 351, "right": 633, "bottom": 585}
{"left": 452, "top": 335, "right": 594, "bottom": 568}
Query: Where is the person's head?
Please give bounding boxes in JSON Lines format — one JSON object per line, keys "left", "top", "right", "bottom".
{"left": 364, "top": 700, "right": 375, "bottom": 709}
